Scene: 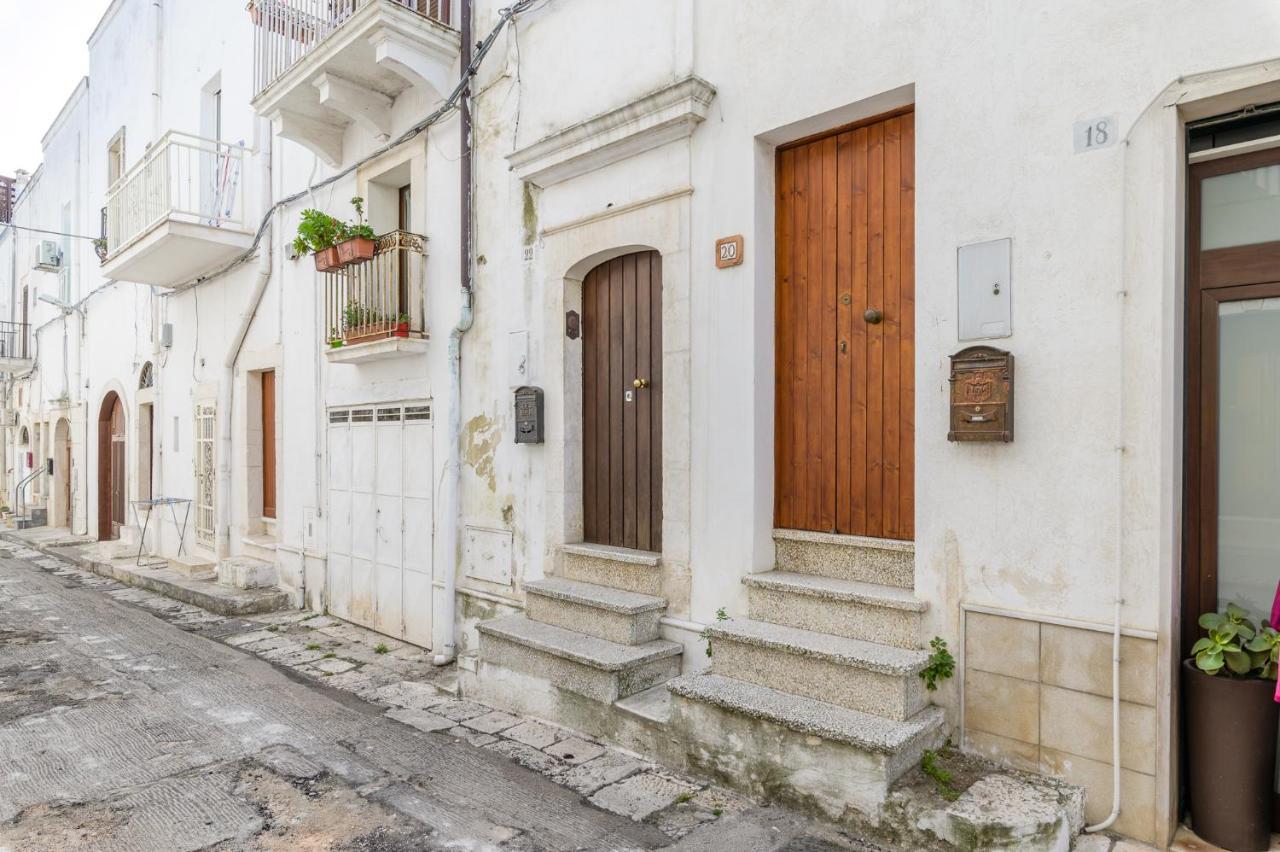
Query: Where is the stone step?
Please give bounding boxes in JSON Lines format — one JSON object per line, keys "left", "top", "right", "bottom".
{"left": 476, "top": 614, "right": 681, "bottom": 703}
{"left": 169, "top": 554, "right": 216, "bottom": 580}
{"left": 744, "top": 570, "right": 923, "bottom": 649}
{"left": 774, "top": 528, "right": 914, "bottom": 589}
{"left": 667, "top": 673, "right": 947, "bottom": 813}
{"left": 707, "top": 617, "right": 928, "bottom": 721}
{"left": 526, "top": 577, "right": 666, "bottom": 645}
{"left": 560, "top": 543, "right": 662, "bottom": 596}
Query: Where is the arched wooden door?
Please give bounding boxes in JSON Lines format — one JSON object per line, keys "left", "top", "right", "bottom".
{"left": 97, "top": 393, "right": 126, "bottom": 541}
{"left": 582, "top": 251, "right": 663, "bottom": 552}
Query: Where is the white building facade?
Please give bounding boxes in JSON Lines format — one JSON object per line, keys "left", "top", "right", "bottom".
{"left": 6, "top": 1, "right": 1280, "bottom": 846}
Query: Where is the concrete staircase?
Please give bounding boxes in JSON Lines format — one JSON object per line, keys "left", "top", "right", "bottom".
{"left": 476, "top": 543, "right": 682, "bottom": 705}
{"left": 667, "top": 529, "right": 947, "bottom": 819}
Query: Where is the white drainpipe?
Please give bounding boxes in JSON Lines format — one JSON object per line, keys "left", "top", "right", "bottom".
{"left": 216, "top": 125, "right": 273, "bottom": 561}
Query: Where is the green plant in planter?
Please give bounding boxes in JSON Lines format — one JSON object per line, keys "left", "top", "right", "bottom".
{"left": 1193, "top": 604, "right": 1280, "bottom": 677}
{"left": 342, "top": 300, "right": 382, "bottom": 330}
{"left": 341, "top": 196, "right": 376, "bottom": 241}
{"left": 292, "top": 209, "right": 344, "bottom": 255}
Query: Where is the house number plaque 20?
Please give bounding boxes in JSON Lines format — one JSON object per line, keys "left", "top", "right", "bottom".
{"left": 715, "top": 235, "right": 744, "bottom": 269}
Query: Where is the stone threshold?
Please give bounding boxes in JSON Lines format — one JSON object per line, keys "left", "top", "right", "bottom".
{"left": 0, "top": 530, "right": 288, "bottom": 616}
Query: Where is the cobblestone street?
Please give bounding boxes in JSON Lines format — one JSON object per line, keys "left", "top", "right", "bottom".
{"left": 0, "top": 540, "right": 867, "bottom": 851}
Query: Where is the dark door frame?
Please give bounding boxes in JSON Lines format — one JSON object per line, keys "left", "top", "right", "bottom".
{"left": 97, "top": 392, "right": 125, "bottom": 542}
{"left": 1181, "top": 145, "right": 1280, "bottom": 656}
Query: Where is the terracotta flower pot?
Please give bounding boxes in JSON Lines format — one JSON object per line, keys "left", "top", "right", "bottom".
{"left": 393, "top": 321, "right": 410, "bottom": 338}
{"left": 313, "top": 247, "right": 340, "bottom": 272}
{"left": 336, "top": 236, "right": 376, "bottom": 268}
{"left": 1183, "top": 659, "right": 1279, "bottom": 851}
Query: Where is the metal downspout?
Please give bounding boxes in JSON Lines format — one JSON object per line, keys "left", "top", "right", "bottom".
{"left": 434, "top": 0, "right": 473, "bottom": 667}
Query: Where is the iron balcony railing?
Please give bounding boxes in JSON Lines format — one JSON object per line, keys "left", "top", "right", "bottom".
{"left": 103, "top": 131, "right": 246, "bottom": 258}
{"left": 250, "top": 0, "right": 453, "bottom": 97}
{"left": 0, "top": 322, "right": 30, "bottom": 361}
{"left": 325, "top": 230, "right": 426, "bottom": 348}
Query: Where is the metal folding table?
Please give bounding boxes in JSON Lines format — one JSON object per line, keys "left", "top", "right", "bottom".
{"left": 131, "top": 497, "right": 193, "bottom": 567}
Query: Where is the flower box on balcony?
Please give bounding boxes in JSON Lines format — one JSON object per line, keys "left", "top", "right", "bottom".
{"left": 344, "top": 324, "right": 390, "bottom": 346}
{"left": 314, "top": 246, "right": 340, "bottom": 272}
{"left": 336, "top": 236, "right": 376, "bottom": 268}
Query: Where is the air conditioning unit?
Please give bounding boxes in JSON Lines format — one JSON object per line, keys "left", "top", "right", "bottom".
{"left": 34, "top": 241, "right": 61, "bottom": 272}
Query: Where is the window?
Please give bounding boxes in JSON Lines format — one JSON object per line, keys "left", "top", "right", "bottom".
{"left": 138, "top": 361, "right": 154, "bottom": 389}
{"left": 194, "top": 403, "right": 216, "bottom": 545}
{"left": 107, "top": 128, "right": 126, "bottom": 187}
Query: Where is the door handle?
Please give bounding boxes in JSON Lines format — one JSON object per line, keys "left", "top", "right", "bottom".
{"left": 633, "top": 378, "right": 650, "bottom": 389}
{"left": 864, "top": 308, "right": 883, "bottom": 325}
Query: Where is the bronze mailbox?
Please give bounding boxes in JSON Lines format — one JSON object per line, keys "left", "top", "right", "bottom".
{"left": 948, "top": 346, "right": 1014, "bottom": 443}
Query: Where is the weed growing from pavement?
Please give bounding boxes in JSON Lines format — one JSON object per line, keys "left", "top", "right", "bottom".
{"left": 374, "top": 643, "right": 389, "bottom": 654}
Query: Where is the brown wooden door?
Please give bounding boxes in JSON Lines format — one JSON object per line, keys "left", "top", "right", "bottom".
{"left": 98, "top": 393, "right": 126, "bottom": 541}
{"left": 582, "top": 251, "right": 662, "bottom": 552}
{"left": 775, "top": 108, "right": 915, "bottom": 540}
{"left": 262, "top": 369, "right": 277, "bottom": 519}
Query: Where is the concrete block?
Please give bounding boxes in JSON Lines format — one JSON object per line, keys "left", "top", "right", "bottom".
{"left": 588, "top": 772, "right": 699, "bottom": 821}
{"left": 930, "top": 774, "right": 1086, "bottom": 851}
{"left": 217, "top": 555, "right": 277, "bottom": 589}
{"left": 526, "top": 577, "right": 665, "bottom": 645}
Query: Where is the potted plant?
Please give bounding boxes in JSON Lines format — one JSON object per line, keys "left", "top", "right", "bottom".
{"left": 393, "top": 313, "right": 410, "bottom": 337}
{"left": 335, "top": 197, "right": 377, "bottom": 267}
{"left": 293, "top": 209, "right": 344, "bottom": 272}
{"left": 327, "top": 328, "right": 343, "bottom": 349}
{"left": 92, "top": 237, "right": 108, "bottom": 262}
{"left": 1184, "top": 603, "right": 1280, "bottom": 851}
{"left": 342, "top": 300, "right": 385, "bottom": 345}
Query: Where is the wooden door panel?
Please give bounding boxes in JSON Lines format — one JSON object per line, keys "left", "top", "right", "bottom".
{"left": 583, "top": 251, "right": 662, "bottom": 552}
{"left": 775, "top": 109, "right": 914, "bottom": 540}
{"left": 262, "top": 370, "right": 276, "bottom": 519}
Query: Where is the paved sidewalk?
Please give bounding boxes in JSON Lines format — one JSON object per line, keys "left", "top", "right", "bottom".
{"left": 0, "top": 539, "right": 872, "bottom": 851}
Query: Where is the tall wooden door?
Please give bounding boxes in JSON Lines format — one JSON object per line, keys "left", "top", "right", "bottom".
{"left": 261, "top": 370, "right": 276, "bottom": 519}
{"left": 582, "top": 251, "right": 663, "bottom": 552}
{"left": 775, "top": 108, "right": 915, "bottom": 541}
{"left": 97, "top": 393, "right": 126, "bottom": 541}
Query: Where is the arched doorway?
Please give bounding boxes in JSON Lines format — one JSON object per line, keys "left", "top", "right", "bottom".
{"left": 581, "top": 250, "right": 663, "bottom": 552}
{"left": 97, "top": 393, "right": 125, "bottom": 541}
{"left": 54, "top": 418, "right": 71, "bottom": 529}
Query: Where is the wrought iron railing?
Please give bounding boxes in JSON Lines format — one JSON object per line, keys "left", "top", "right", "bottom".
{"left": 0, "top": 322, "right": 30, "bottom": 361}
{"left": 325, "top": 230, "right": 425, "bottom": 348}
{"left": 103, "top": 131, "right": 246, "bottom": 258}
{"left": 251, "top": 0, "right": 453, "bottom": 97}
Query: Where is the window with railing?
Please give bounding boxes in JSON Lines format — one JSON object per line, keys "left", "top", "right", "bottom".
{"left": 250, "top": 0, "right": 453, "bottom": 97}
{"left": 325, "top": 231, "right": 425, "bottom": 349}
{"left": 103, "top": 131, "right": 246, "bottom": 258}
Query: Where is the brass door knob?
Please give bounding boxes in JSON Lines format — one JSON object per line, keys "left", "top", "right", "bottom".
{"left": 864, "top": 308, "right": 883, "bottom": 325}
{"left": 633, "top": 378, "right": 650, "bottom": 389}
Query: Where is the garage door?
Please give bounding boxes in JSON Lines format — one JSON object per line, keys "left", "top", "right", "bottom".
{"left": 326, "top": 402, "right": 434, "bottom": 647}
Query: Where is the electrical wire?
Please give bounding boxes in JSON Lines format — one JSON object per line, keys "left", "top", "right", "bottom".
{"left": 0, "top": 223, "right": 102, "bottom": 242}
{"left": 161, "top": 0, "right": 540, "bottom": 297}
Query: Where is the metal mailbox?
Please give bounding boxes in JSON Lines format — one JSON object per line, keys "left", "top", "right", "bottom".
{"left": 514, "top": 386, "right": 544, "bottom": 444}
{"left": 948, "top": 346, "right": 1014, "bottom": 443}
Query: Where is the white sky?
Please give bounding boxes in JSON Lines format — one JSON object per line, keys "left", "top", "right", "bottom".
{"left": 0, "top": 0, "right": 110, "bottom": 177}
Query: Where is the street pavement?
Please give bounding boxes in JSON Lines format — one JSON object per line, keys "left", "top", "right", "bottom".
{"left": 0, "top": 542, "right": 873, "bottom": 851}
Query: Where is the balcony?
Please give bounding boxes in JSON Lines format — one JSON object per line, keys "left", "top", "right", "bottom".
{"left": 250, "top": 0, "right": 460, "bottom": 166}
{"left": 100, "top": 132, "right": 254, "bottom": 287}
{"left": 0, "top": 322, "right": 33, "bottom": 374}
{"left": 324, "top": 230, "right": 428, "bottom": 364}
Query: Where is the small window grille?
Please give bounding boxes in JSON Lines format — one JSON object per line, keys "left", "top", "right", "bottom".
{"left": 350, "top": 409, "right": 374, "bottom": 423}
{"left": 405, "top": 405, "right": 431, "bottom": 421}
{"left": 328, "top": 409, "right": 349, "bottom": 424}
{"left": 139, "top": 362, "right": 154, "bottom": 389}
{"left": 377, "top": 407, "right": 403, "bottom": 422}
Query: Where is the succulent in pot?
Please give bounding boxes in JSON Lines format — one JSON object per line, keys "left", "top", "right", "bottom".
{"left": 1184, "top": 603, "right": 1280, "bottom": 851}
